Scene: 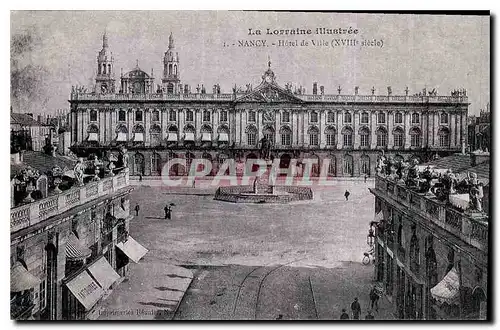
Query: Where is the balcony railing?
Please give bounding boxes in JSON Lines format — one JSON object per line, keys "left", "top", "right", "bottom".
{"left": 373, "top": 174, "right": 488, "bottom": 252}
{"left": 70, "top": 91, "right": 469, "bottom": 105}
{"left": 11, "top": 169, "right": 130, "bottom": 234}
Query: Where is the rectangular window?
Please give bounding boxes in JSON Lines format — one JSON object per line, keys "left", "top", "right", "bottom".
{"left": 327, "top": 112, "right": 335, "bottom": 123}
{"left": 247, "top": 132, "right": 256, "bottom": 145}
{"left": 220, "top": 111, "right": 228, "bottom": 122}
{"left": 169, "top": 110, "right": 176, "bottom": 122}
{"left": 118, "top": 111, "right": 126, "bottom": 122}
{"left": 309, "top": 134, "right": 319, "bottom": 146}
{"left": 248, "top": 111, "right": 256, "bottom": 122}
{"left": 378, "top": 113, "right": 386, "bottom": 124}
{"left": 135, "top": 111, "right": 143, "bottom": 122}
{"left": 344, "top": 113, "right": 352, "bottom": 124}
{"left": 360, "top": 135, "right": 369, "bottom": 147}
{"left": 343, "top": 134, "right": 352, "bottom": 147}
{"left": 394, "top": 134, "right": 403, "bottom": 147}
{"left": 310, "top": 112, "right": 318, "bottom": 123}
{"left": 326, "top": 134, "right": 336, "bottom": 146}
{"left": 281, "top": 133, "right": 291, "bottom": 146}
{"left": 186, "top": 111, "right": 194, "bottom": 122}
{"left": 439, "top": 135, "right": 449, "bottom": 147}
{"left": 361, "top": 113, "right": 369, "bottom": 124}
{"left": 203, "top": 111, "right": 211, "bottom": 122}
{"left": 152, "top": 111, "right": 160, "bottom": 122}
{"left": 377, "top": 134, "right": 387, "bottom": 147}
{"left": 282, "top": 111, "right": 290, "bottom": 123}
{"left": 411, "top": 135, "right": 421, "bottom": 147}
{"left": 395, "top": 113, "right": 403, "bottom": 124}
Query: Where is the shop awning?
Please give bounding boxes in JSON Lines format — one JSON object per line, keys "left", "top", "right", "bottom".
{"left": 87, "top": 257, "right": 120, "bottom": 290}
{"left": 66, "top": 233, "right": 92, "bottom": 261}
{"left": 167, "top": 133, "right": 178, "bottom": 142}
{"left": 133, "top": 133, "right": 144, "bottom": 142}
{"left": 11, "top": 262, "right": 41, "bottom": 292}
{"left": 202, "top": 133, "right": 212, "bottom": 142}
{"left": 87, "top": 133, "right": 99, "bottom": 141}
{"left": 430, "top": 266, "right": 460, "bottom": 305}
{"left": 184, "top": 132, "right": 195, "bottom": 141}
{"left": 116, "top": 236, "right": 148, "bottom": 263}
{"left": 218, "top": 133, "right": 229, "bottom": 142}
{"left": 66, "top": 271, "right": 105, "bottom": 311}
{"left": 116, "top": 132, "right": 127, "bottom": 142}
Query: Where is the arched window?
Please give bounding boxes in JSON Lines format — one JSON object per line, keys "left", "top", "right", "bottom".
{"left": 173, "top": 64, "right": 177, "bottom": 75}
{"left": 168, "top": 64, "right": 172, "bottom": 76}
{"left": 438, "top": 127, "right": 450, "bottom": 147}
{"left": 310, "top": 111, "right": 318, "bottom": 123}
{"left": 376, "top": 127, "right": 388, "bottom": 147}
{"left": 440, "top": 113, "right": 448, "bottom": 124}
{"left": 359, "top": 127, "right": 370, "bottom": 147}
{"left": 186, "top": 110, "right": 194, "bottom": 122}
{"left": 90, "top": 110, "right": 98, "bottom": 122}
{"left": 152, "top": 110, "right": 160, "bottom": 122}
{"left": 280, "top": 126, "right": 292, "bottom": 146}
{"left": 412, "top": 113, "right": 420, "bottom": 124}
{"left": 395, "top": 112, "right": 403, "bottom": 124}
{"left": 328, "top": 156, "right": 336, "bottom": 176}
{"left": 342, "top": 126, "right": 353, "bottom": 147}
{"left": 98, "top": 64, "right": 101, "bottom": 74}
{"left": 325, "top": 127, "right": 336, "bottom": 146}
{"left": 344, "top": 112, "right": 352, "bottom": 124}
{"left": 282, "top": 111, "right": 290, "bottom": 123}
{"left": 343, "top": 154, "right": 354, "bottom": 176}
{"left": 169, "top": 109, "right": 176, "bottom": 122}
{"left": 308, "top": 126, "right": 319, "bottom": 146}
{"left": 115, "top": 124, "right": 128, "bottom": 142}
{"left": 393, "top": 127, "right": 404, "bottom": 147}
{"left": 409, "top": 234, "right": 420, "bottom": 273}
{"left": 167, "top": 83, "right": 174, "bottom": 94}
{"left": 327, "top": 111, "right": 335, "bottom": 123}
{"left": 108, "top": 64, "right": 111, "bottom": 75}
{"left": 220, "top": 110, "right": 228, "bottom": 122}
{"left": 361, "top": 112, "right": 369, "bottom": 124}
{"left": 410, "top": 127, "right": 422, "bottom": 147}
{"left": 118, "top": 110, "right": 126, "bottom": 122}
{"left": 246, "top": 125, "right": 257, "bottom": 146}
{"left": 103, "top": 63, "right": 106, "bottom": 74}
{"left": 203, "top": 110, "right": 211, "bottom": 122}
{"left": 263, "top": 126, "right": 275, "bottom": 144}
{"left": 360, "top": 155, "right": 370, "bottom": 175}
{"left": 151, "top": 153, "right": 162, "bottom": 176}
{"left": 378, "top": 112, "right": 386, "bottom": 124}
{"left": 133, "top": 153, "right": 145, "bottom": 176}
{"left": 135, "top": 110, "right": 143, "bottom": 122}
{"left": 149, "top": 124, "right": 161, "bottom": 146}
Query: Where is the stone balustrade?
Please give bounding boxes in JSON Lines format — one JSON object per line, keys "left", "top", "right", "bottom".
{"left": 10, "top": 169, "right": 129, "bottom": 233}
{"left": 374, "top": 174, "right": 488, "bottom": 252}
{"left": 70, "top": 91, "right": 468, "bottom": 104}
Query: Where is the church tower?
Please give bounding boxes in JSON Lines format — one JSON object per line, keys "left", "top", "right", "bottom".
{"left": 95, "top": 31, "right": 115, "bottom": 94}
{"left": 162, "top": 32, "right": 181, "bottom": 94}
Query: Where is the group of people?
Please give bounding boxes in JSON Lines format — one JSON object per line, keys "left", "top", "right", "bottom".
{"left": 339, "top": 287, "right": 380, "bottom": 320}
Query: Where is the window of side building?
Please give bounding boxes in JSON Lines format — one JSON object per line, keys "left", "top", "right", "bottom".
{"left": 440, "top": 112, "right": 448, "bottom": 124}
{"left": 220, "top": 110, "right": 228, "bottom": 122}
{"left": 186, "top": 110, "right": 194, "bottom": 122}
{"left": 135, "top": 110, "right": 143, "bottom": 122}
{"left": 361, "top": 112, "right": 369, "bottom": 124}
{"left": 118, "top": 110, "right": 126, "bottom": 122}
{"left": 395, "top": 112, "right": 403, "bottom": 124}
{"left": 90, "top": 110, "right": 98, "bottom": 122}
{"left": 248, "top": 110, "right": 256, "bottom": 122}
{"left": 360, "top": 127, "right": 370, "bottom": 147}
{"left": 152, "top": 110, "right": 160, "bottom": 122}
{"left": 280, "top": 126, "right": 292, "bottom": 146}
{"left": 247, "top": 126, "right": 257, "bottom": 145}
{"left": 203, "top": 110, "right": 211, "bottom": 122}
{"left": 410, "top": 127, "right": 422, "bottom": 147}
{"left": 309, "top": 126, "right": 319, "bottom": 146}
{"left": 310, "top": 111, "right": 318, "bottom": 123}
{"left": 344, "top": 112, "right": 352, "bottom": 124}
{"left": 282, "top": 111, "right": 290, "bottom": 123}
{"left": 411, "top": 113, "right": 420, "bottom": 124}
{"left": 393, "top": 127, "right": 404, "bottom": 147}
{"left": 169, "top": 109, "right": 176, "bottom": 122}
{"left": 342, "top": 127, "right": 353, "bottom": 147}
{"left": 327, "top": 111, "right": 335, "bottom": 123}
{"left": 378, "top": 112, "right": 386, "bottom": 124}
{"left": 326, "top": 127, "right": 336, "bottom": 146}
{"left": 376, "top": 127, "right": 388, "bottom": 147}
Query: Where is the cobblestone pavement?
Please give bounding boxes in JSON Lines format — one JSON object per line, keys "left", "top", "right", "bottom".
{"left": 109, "top": 180, "right": 395, "bottom": 320}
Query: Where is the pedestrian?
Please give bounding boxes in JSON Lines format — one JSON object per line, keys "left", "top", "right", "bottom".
{"left": 369, "top": 286, "right": 380, "bottom": 312}
{"left": 164, "top": 205, "right": 170, "bottom": 220}
{"left": 344, "top": 190, "right": 350, "bottom": 201}
{"left": 340, "top": 308, "right": 349, "bottom": 320}
{"left": 365, "top": 310, "right": 375, "bottom": 320}
{"left": 351, "top": 297, "right": 361, "bottom": 320}
{"left": 192, "top": 178, "right": 196, "bottom": 188}
{"left": 134, "top": 204, "right": 140, "bottom": 216}
{"left": 364, "top": 174, "right": 368, "bottom": 183}
{"left": 139, "top": 174, "right": 143, "bottom": 182}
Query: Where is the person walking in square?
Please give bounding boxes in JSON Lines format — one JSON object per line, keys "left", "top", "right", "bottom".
{"left": 351, "top": 297, "right": 361, "bottom": 320}
{"left": 344, "top": 190, "right": 350, "bottom": 201}
{"left": 164, "top": 204, "right": 170, "bottom": 220}
{"left": 134, "top": 204, "right": 140, "bottom": 216}
{"left": 370, "top": 286, "right": 380, "bottom": 312}
{"left": 340, "top": 309, "right": 349, "bottom": 320}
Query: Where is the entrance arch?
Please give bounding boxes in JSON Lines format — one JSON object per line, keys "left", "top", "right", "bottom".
{"left": 133, "top": 153, "right": 145, "bottom": 176}
{"left": 279, "top": 153, "right": 292, "bottom": 176}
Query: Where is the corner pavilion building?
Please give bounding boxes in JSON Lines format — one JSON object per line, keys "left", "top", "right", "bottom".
{"left": 70, "top": 33, "right": 469, "bottom": 177}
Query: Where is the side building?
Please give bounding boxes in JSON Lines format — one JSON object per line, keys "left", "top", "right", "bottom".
{"left": 10, "top": 147, "right": 147, "bottom": 320}
{"left": 70, "top": 33, "right": 469, "bottom": 177}
{"left": 369, "top": 152, "right": 489, "bottom": 320}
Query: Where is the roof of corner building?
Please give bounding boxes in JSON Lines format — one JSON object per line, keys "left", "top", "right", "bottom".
{"left": 423, "top": 154, "right": 473, "bottom": 173}
{"left": 10, "top": 151, "right": 77, "bottom": 179}
{"left": 10, "top": 113, "right": 46, "bottom": 127}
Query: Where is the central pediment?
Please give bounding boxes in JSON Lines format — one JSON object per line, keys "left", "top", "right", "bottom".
{"left": 234, "top": 82, "right": 303, "bottom": 104}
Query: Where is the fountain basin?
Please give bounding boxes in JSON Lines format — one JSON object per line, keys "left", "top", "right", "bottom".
{"left": 214, "top": 185, "right": 313, "bottom": 204}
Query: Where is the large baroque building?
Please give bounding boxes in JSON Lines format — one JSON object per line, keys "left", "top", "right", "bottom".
{"left": 70, "top": 33, "right": 469, "bottom": 177}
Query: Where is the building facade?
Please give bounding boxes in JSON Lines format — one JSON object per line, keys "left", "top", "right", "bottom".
{"left": 369, "top": 154, "right": 489, "bottom": 320}
{"left": 11, "top": 112, "right": 52, "bottom": 152}
{"left": 70, "top": 33, "right": 469, "bottom": 177}
{"left": 10, "top": 149, "right": 147, "bottom": 320}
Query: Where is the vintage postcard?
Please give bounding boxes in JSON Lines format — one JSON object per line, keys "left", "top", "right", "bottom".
{"left": 10, "top": 10, "right": 490, "bottom": 321}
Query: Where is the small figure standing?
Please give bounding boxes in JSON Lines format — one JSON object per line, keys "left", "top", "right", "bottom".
{"left": 365, "top": 310, "right": 375, "bottom": 320}
{"left": 369, "top": 286, "right": 380, "bottom": 312}
{"left": 340, "top": 309, "right": 350, "bottom": 320}
{"left": 164, "top": 204, "right": 172, "bottom": 220}
{"left": 139, "top": 174, "right": 143, "bottom": 182}
{"left": 344, "top": 190, "right": 351, "bottom": 201}
{"left": 351, "top": 297, "right": 361, "bottom": 320}
{"left": 134, "top": 204, "right": 140, "bottom": 216}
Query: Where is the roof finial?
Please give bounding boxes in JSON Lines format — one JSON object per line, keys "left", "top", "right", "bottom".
{"left": 103, "top": 29, "right": 108, "bottom": 48}
{"left": 136, "top": 59, "right": 139, "bottom": 69}
{"left": 268, "top": 55, "right": 271, "bottom": 69}
{"left": 169, "top": 32, "right": 174, "bottom": 49}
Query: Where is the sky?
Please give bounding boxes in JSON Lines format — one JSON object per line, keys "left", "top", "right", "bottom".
{"left": 10, "top": 11, "right": 490, "bottom": 115}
